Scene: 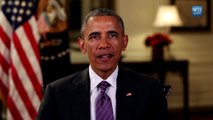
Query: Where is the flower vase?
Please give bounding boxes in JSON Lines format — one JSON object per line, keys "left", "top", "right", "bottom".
{"left": 152, "top": 46, "right": 164, "bottom": 62}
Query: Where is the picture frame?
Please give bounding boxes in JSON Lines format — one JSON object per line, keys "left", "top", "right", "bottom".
{"left": 91, "top": 0, "right": 115, "bottom": 10}
{"left": 67, "top": 0, "right": 115, "bottom": 41}
{"left": 170, "top": 0, "right": 211, "bottom": 32}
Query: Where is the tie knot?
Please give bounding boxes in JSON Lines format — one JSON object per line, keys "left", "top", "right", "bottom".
{"left": 98, "top": 81, "right": 110, "bottom": 93}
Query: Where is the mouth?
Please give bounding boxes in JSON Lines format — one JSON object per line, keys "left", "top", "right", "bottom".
{"left": 97, "top": 54, "right": 114, "bottom": 62}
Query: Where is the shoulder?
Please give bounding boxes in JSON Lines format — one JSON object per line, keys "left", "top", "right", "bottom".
{"left": 119, "top": 67, "right": 159, "bottom": 81}
{"left": 47, "top": 68, "right": 89, "bottom": 91}
{"left": 118, "top": 67, "right": 161, "bottom": 88}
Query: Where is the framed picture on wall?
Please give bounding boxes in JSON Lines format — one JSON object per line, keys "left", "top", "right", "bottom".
{"left": 91, "top": 0, "right": 115, "bottom": 10}
{"left": 171, "top": 0, "right": 211, "bottom": 32}
{"left": 68, "top": 0, "right": 115, "bottom": 41}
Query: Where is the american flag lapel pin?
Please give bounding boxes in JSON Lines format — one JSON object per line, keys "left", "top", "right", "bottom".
{"left": 126, "top": 92, "right": 132, "bottom": 96}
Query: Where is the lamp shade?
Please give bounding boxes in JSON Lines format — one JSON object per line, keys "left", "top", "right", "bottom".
{"left": 154, "top": 5, "right": 182, "bottom": 27}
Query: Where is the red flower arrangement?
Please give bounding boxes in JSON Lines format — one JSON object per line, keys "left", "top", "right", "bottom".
{"left": 145, "top": 33, "right": 172, "bottom": 47}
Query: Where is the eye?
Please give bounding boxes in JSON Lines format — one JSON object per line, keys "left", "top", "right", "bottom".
{"left": 108, "top": 33, "right": 118, "bottom": 39}
{"left": 88, "top": 32, "right": 100, "bottom": 40}
{"left": 88, "top": 34, "right": 100, "bottom": 40}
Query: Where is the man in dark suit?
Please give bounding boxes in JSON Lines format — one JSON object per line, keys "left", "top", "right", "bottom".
{"left": 36, "top": 8, "right": 168, "bottom": 120}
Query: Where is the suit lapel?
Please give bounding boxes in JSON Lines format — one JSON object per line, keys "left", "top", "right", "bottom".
{"left": 65, "top": 67, "right": 137, "bottom": 120}
{"left": 116, "top": 67, "right": 135, "bottom": 120}
{"left": 68, "top": 68, "right": 91, "bottom": 120}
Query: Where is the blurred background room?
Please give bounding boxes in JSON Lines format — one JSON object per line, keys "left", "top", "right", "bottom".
{"left": 0, "top": 0, "right": 213, "bottom": 120}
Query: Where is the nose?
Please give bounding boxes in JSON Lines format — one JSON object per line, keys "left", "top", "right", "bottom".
{"left": 99, "top": 38, "right": 110, "bottom": 49}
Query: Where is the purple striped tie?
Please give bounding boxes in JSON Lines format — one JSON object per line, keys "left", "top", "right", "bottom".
{"left": 96, "top": 81, "right": 114, "bottom": 120}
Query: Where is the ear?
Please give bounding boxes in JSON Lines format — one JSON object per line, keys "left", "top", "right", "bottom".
{"left": 77, "top": 37, "right": 87, "bottom": 54}
{"left": 122, "top": 35, "right": 128, "bottom": 51}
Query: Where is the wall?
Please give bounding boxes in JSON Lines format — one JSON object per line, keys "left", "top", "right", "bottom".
{"left": 116, "top": 0, "right": 213, "bottom": 109}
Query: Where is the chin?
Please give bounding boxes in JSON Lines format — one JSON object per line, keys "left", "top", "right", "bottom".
{"left": 98, "top": 63, "right": 116, "bottom": 72}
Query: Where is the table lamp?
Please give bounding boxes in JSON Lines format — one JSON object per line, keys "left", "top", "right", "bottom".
{"left": 153, "top": 5, "right": 182, "bottom": 32}
{"left": 146, "top": 5, "right": 182, "bottom": 61}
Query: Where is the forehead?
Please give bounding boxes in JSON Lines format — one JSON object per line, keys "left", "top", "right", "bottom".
{"left": 84, "top": 16, "right": 121, "bottom": 33}
{"left": 88, "top": 16, "right": 118, "bottom": 25}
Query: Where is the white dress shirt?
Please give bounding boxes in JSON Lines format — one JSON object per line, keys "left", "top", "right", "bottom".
{"left": 89, "top": 65, "right": 118, "bottom": 120}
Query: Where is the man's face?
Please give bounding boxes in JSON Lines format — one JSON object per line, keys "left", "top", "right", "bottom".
{"left": 78, "top": 16, "right": 128, "bottom": 78}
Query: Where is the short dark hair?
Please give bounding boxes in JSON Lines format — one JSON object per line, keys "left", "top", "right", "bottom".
{"left": 80, "top": 8, "right": 125, "bottom": 37}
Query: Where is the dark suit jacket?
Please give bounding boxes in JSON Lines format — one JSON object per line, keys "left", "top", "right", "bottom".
{"left": 36, "top": 67, "right": 168, "bottom": 120}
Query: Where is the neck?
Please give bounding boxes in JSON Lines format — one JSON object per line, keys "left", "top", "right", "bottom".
{"left": 91, "top": 66, "right": 117, "bottom": 80}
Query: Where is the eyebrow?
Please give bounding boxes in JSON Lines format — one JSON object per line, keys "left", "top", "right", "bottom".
{"left": 107, "top": 31, "right": 119, "bottom": 35}
{"left": 88, "top": 30, "right": 119, "bottom": 38}
{"left": 88, "top": 32, "right": 100, "bottom": 37}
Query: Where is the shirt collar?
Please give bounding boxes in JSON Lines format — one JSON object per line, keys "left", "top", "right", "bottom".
{"left": 89, "top": 65, "right": 118, "bottom": 93}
